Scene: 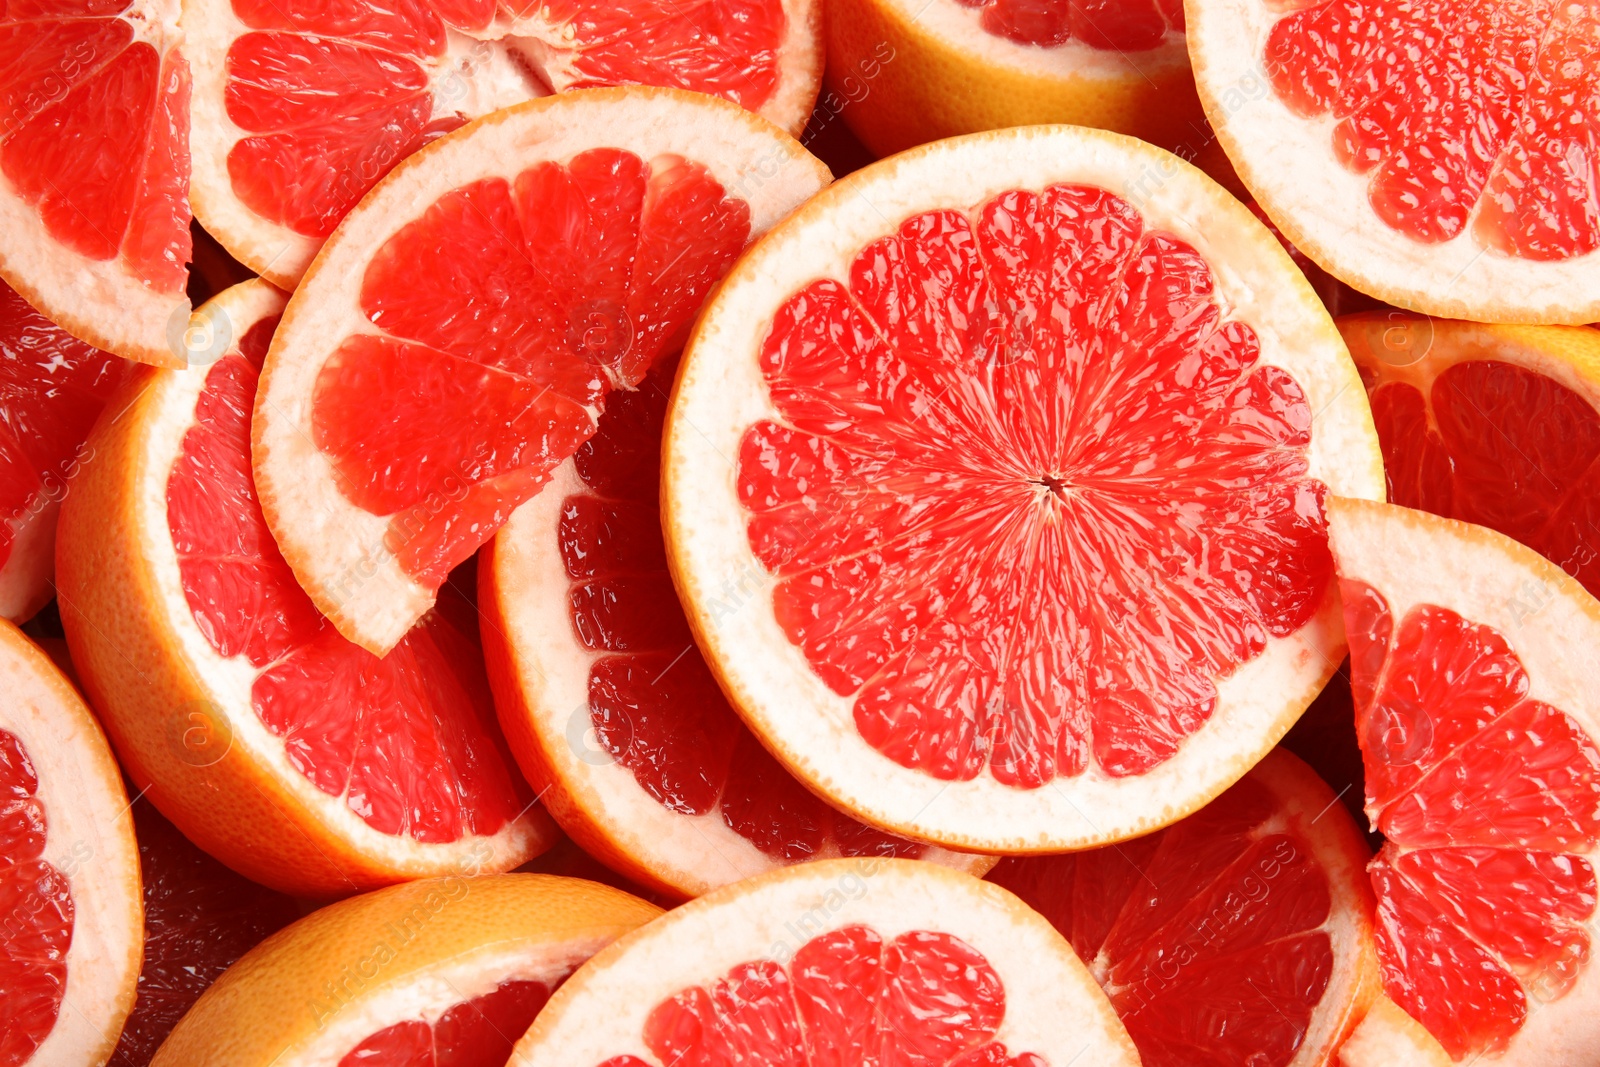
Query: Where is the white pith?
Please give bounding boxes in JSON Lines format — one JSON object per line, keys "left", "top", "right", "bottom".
{"left": 665, "top": 125, "right": 1385, "bottom": 853}
{"left": 488, "top": 465, "right": 991, "bottom": 896}
{"left": 0, "top": 630, "right": 141, "bottom": 1067}
{"left": 1186, "top": 0, "right": 1600, "bottom": 324}
{"left": 132, "top": 280, "right": 547, "bottom": 879}
{"left": 508, "top": 860, "right": 1140, "bottom": 1067}
{"left": 255, "top": 89, "right": 831, "bottom": 655}
{"left": 183, "top": 0, "right": 819, "bottom": 288}
{"left": 1326, "top": 498, "right": 1600, "bottom": 1066}
{"left": 1339, "top": 997, "right": 1452, "bottom": 1067}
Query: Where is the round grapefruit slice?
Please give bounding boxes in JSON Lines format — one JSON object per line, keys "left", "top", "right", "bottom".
{"left": 186, "top": 0, "right": 821, "bottom": 288}
{"left": 0, "top": 619, "right": 142, "bottom": 1067}
{"left": 506, "top": 858, "right": 1140, "bottom": 1066}
{"left": 150, "top": 874, "right": 660, "bottom": 1067}
{"left": 987, "top": 748, "right": 1379, "bottom": 1066}
{"left": 1328, "top": 497, "right": 1600, "bottom": 1062}
{"left": 1188, "top": 0, "right": 1600, "bottom": 324}
{"left": 0, "top": 0, "right": 191, "bottom": 365}
{"left": 663, "top": 125, "right": 1385, "bottom": 853}
{"left": 253, "top": 88, "right": 831, "bottom": 656}
{"left": 0, "top": 280, "right": 129, "bottom": 622}
{"left": 56, "top": 279, "right": 557, "bottom": 898}
{"left": 481, "top": 354, "right": 994, "bottom": 898}
{"left": 824, "top": 0, "right": 1201, "bottom": 159}
{"left": 1341, "top": 312, "right": 1600, "bottom": 599}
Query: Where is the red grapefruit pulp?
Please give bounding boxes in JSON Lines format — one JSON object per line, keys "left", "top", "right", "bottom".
{"left": 953, "top": 0, "right": 1182, "bottom": 49}
{"left": 336, "top": 980, "right": 553, "bottom": 1067}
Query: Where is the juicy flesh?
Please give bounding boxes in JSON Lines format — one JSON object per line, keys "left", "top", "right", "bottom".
{"left": 223, "top": 0, "right": 786, "bottom": 239}
{"left": 1265, "top": 0, "right": 1600, "bottom": 261}
{"left": 0, "top": 280, "right": 124, "bottom": 574}
{"left": 0, "top": 729, "right": 73, "bottom": 1067}
{"left": 337, "top": 979, "right": 553, "bottom": 1067}
{"left": 952, "top": 0, "right": 1182, "bottom": 50}
{"left": 561, "top": 361, "right": 924, "bottom": 863}
{"left": 1343, "top": 580, "right": 1600, "bottom": 1058}
{"left": 313, "top": 149, "right": 750, "bottom": 587}
{"left": 1368, "top": 359, "right": 1600, "bottom": 599}
{"left": 168, "top": 322, "right": 528, "bottom": 843}
{"left": 738, "top": 185, "right": 1330, "bottom": 787}
{"left": 591, "top": 925, "right": 1046, "bottom": 1067}
{"left": 0, "top": 0, "right": 190, "bottom": 289}
{"left": 988, "top": 772, "right": 1334, "bottom": 1067}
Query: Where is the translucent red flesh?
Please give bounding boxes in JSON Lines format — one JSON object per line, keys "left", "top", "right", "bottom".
{"left": 988, "top": 772, "right": 1334, "bottom": 1066}
{"left": 952, "top": 0, "right": 1181, "bottom": 50}
{"left": 0, "top": 1, "right": 190, "bottom": 289}
{"left": 1342, "top": 579, "right": 1600, "bottom": 1058}
{"left": 562, "top": 360, "right": 923, "bottom": 862}
{"left": 591, "top": 925, "right": 1046, "bottom": 1067}
{"left": 168, "top": 343, "right": 528, "bottom": 843}
{"left": 0, "top": 280, "right": 125, "bottom": 573}
{"left": 1264, "top": 0, "right": 1600, "bottom": 260}
{"left": 738, "top": 185, "right": 1330, "bottom": 787}
{"left": 338, "top": 980, "right": 552, "bottom": 1067}
{"left": 313, "top": 149, "right": 750, "bottom": 588}
{"left": 0, "top": 729, "right": 73, "bottom": 1067}
{"left": 1369, "top": 361, "right": 1600, "bottom": 599}
{"left": 222, "top": 0, "right": 785, "bottom": 239}
{"left": 108, "top": 800, "right": 298, "bottom": 1067}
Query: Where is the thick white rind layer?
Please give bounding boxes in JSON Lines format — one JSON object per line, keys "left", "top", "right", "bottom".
{"left": 1186, "top": 0, "right": 1600, "bottom": 324}
{"left": 665, "top": 124, "right": 1384, "bottom": 852}
{"left": 509, "top": 860, "right": 1140, "bottom": 1067}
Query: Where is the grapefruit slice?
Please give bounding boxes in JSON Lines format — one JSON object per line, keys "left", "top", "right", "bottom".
{"left": 185, "top": 0, "right": 821, "bottom": 288}
{"left": 824, "top": 0, "right": 1202, "bottom": 160}
{"left": 1341, "top": 312, "right": 1600, "bottom": 599}
{"left": 481, "top": 354, "right": 994, "bottom": 898}
{"left": 0, "top": 619, "right": 142, "bottom": 1067}
{"left": 506, "top": 858, "right": 1140, "bottom": 1066}
{"left": 987, "top": 748, "right": 1379, "bottom": 1066}
{"left": 1328, "top": 497, "right": 1600, "bottom": 1062}
{"left": 150, "top": 874, "right": 660, "bottom": 1067}
{"left": 663, "top": 125, "right": 1385, "bottom": 853}
{"left": 253, "top": 88, "right": 831, "bottom": 655}
{"left": 0, "top": 280, "right": 129, "bottom": 622}
{"left": 0, "top": 0, "right": 191, "bottom": 364}
{"left": 1188, "top": 0, "right": 1600, "bottom": 324}
{"left": 56, "top": 279, "right": 557, "bottom": 898}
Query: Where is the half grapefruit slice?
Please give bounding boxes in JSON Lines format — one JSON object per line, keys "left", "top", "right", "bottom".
{"left": 56, "top": 279, "right": 556, "bottom": 898}
{"left": 150, "top": 874, "right": 660, "bottom": 1067}
{"left": 0, "top": 0, "right": 191, "bottom": 364}
{"left": 988, "top": 748, "right": 1378, "bottom": 1067}
{"left": 1328, "top": 497, "right": 1600, "bottom": 1062}
{"left": 0, "top": 619, "right": 142, "bottom": 1067}
{"left": 186, "top": 0, "right": 821, "bottom": 287}
{"left": 481, "top": 355, "right": 993, "bottom": 898}
{"left": 253, "top": 88, "right": 830, "bottom": 655}
{"left": 507, "top": 859, "right": 1140, "bottom": 1066}
{"left": 1341, "top": 313, "right": 1600, "bottom": 599}
{"left": 664, "top": 125, "right": 1385, "bottom": 853}
{"left": 1188, "top": 0, "right": 1600, "bottom": 324}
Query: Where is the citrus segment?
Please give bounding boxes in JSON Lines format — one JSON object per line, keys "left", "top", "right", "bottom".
{"left": 336, "top": 980, "right": 553, "bottom": 1066}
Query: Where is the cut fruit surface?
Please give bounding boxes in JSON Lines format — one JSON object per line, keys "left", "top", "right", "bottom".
{"left": 664, "top": 125, "right": 1384, "bottom": 852}
{"left": 0, "top": 0, "right": 191, "bottom": 364}
{"left": 253, "top": 88, "right": 830, "bottom": 656}
{"left": 482, "top": 355, "right": 995, "bottom": 898}
{"left": 1338, "top": 996, "right": 1451, "bottom": 1067}
{"left": 1328, "top": 497, "right": 1600, "bottom": 1063}
{"left": 988, "top": 748, "right": 1378, "bottom": 1067}
{"left": 1188, "top": 0, "right": 1600, "bottom": 323}
{"left": 0, "top": 619, "right": 142, "bottom": 1067}
{"left": 151, "top": 874, "right": 660, "bottom": 1067}
{"left": 1342, "top": 313, "right": 1600, "bottom": 599}
{"left": 0, "top": 280, "right": 128, "bottom": 622}
{"left": 506, "top": 859, "right": 1140, "bottom": 1067}
{"left": 57, "top": 279, "right": 556, "bottom": 898}
{"left": 185, "top": 0, "right": 821, "bottom": 287}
